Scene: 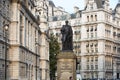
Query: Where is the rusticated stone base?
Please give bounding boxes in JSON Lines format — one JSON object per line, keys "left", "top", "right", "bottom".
{"left": 57, "top": 51, "right": 77, "bottom": 80}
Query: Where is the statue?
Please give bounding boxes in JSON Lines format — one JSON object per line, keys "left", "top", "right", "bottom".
{"left": 61, "top": 21, "right": 73, "bottom": 51}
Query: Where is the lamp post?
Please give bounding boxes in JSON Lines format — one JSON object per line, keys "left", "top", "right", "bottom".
{"left": 4, "top": 24, "right": 9, "bottom": 80}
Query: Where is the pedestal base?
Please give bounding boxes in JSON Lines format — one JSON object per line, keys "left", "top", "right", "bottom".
{"left": 57, "top": 51, "right": 77, "bottom": 80}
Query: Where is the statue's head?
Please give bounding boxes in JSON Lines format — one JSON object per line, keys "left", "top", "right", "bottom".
{"left": 65, "top": 20, "right": 68, "bottom": 25}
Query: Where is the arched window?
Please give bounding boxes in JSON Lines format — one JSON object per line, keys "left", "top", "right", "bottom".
{"left": 87, "top": 16, "right": 89, "bottom": 22}
{"left": 95, "top": 15, "right": 97, "bottom": 21}
{"left": 91, "top": 15, "right": 93, "bottom": 21}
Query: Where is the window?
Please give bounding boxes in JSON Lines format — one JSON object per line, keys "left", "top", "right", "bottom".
{"left": 95, "top": 27, "right": 97, "bottom": 31}
{"left": 95, "top": 15, "right": 97, "bottom": 21}
{"left": 87, "top": 57, "right": 89, "bottom": 62}
{"left": 95, "top": 57, "right": 98, "bottom": 62}
{"left": 91, "top": 57, "right": 93, "bottom": 62}
{"left": 90, "top": 27, "right": 93, "bottom": 32}
{"left": 95, "top": 72, "right": 98, "bottom": 78}
{"left": 86, "top": 43, "right": 89, "bottom": 47}
{"left": 87, "top": 65, "right": 89, "bottom": 70}
{"left": 95, "top": 43, "right": 98, "bottom": 52}
{"left": 113, "top": 46, "right": 116, "bottom": 53}
{"left": 117, "top": 21, "right": 119, "bottom": 26}
{"left": 91, "top": 48, "right": 94, "bottom": 52}
{"left": 95, "top": 43, "right": 97, "bottom": 47}
{"left": 95, "top": 32, "right": 97, "bottom": 37}
{"left": 91, "top": 15, "right": 93, "bottom": 21}
{"left": 87, "top": 33, "right": 89, "bottom": 38}
{"left": 95, "top": 48, "right": 98, "bottom": 52}
{"left": 77, "top": 64, "right": 81, "bottom": 70}
{"left": 20, "top": 14, "right": 24, "bottom": 45}
{"left": 87, "top": 49, "right": 89, "bottom": 53}
{"left": 90, "top": 43, "right": 93, "bottom": 47}
{"left": 113, "top": 32, "right": 116, "bottom": 36}
{"left": 87, "top": 28, "right": 89, "bottom": 32}
{"left": 86, "top": 43, "right": 89, "bottom": 53}
{"left": 91, "top": 33, "right": 93, "bottom": 38}
{"left": 87, "top": 16, "right": 89, "bottom": 22}
{"left": 91, "top": 65, "right": 94, "bottom": 69}
{"left": 95, "top": 65, "right": 98, "bottom": 69}
{"left": 20, "top": 65, "right": 26, "bottom": 77}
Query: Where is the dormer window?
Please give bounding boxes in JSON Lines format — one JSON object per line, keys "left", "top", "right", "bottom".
{"left": 90, "top": 4, "right": 93, "bottom": 10}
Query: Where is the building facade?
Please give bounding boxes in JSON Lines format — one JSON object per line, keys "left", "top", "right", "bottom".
{"left": 48, "top": 0, "right": 120, "bottom": 80}
{"left": 9, "top": 0, "right": 41, "bottom": 80}
{"left": 0, "top": 0, "right": 50, "bottom": 80}
{"left": 0, "top": 0, "right": 11, "bottom": 80}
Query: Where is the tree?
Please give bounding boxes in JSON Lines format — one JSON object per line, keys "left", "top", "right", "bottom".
{"left": 49, "top": 33, "right": 60, "bottom": 80}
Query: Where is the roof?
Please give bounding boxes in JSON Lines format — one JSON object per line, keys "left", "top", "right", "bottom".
{"left": 115, "top": 2, "right": 120, "bottom": 9}
{"left": 113, "top": 2, "right": 120, "bottom": 14}
{"left": 84, "top": 0, "right": 104, "bottom": 10}
{"left": 49, "top": 0, "right": 55, "bottom": 7}
{"left": 95, "top": 0, "right": 103, "bottom": 8}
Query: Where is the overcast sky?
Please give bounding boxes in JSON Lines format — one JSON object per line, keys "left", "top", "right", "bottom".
{"left": 51, "top": 0, "right": 119, "bottom": 13}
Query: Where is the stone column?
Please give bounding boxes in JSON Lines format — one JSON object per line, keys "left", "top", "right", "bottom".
{"left": 57, "top": 51, "right": 76, "bottom": 80}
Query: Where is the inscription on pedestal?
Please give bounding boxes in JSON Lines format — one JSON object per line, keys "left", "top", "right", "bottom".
{"left": 60, "top": 61, "right": 72, "bottom": 72}
{"left": 59, "top": 60, "right": 73, "bottom": 80}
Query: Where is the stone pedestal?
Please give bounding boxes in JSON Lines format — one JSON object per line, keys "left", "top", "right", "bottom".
{"left": 57, "top": 51, "right": 77, "bottom": 80}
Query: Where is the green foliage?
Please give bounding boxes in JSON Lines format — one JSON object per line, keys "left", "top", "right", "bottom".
{"left": 49, "top": 33, "right": 60, "bottom": 79}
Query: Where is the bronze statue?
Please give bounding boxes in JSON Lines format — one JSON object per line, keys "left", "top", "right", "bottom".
{"left": 61, "top": 21, "right": 73, "bottom": 51}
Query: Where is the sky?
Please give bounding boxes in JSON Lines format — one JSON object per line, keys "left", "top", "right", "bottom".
{"left": 51, "top": 0, "right": 119, "bottom": 13}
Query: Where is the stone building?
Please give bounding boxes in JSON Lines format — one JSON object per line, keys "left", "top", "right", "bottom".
{"left": 9, "top": 0, "right": 41, "bottom": 80}
{"left": 48, "top": 0, "right": 120, "bottom": 79}
{"left": 0, "top": 0, "right": 11, "bottom": 80}
{"left": 0, "top": 0, "right": 50, "bottom": 80}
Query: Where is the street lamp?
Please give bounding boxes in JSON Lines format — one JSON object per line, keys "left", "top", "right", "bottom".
{"left": 4, "top": 24, "right": 9, "bottom": 80}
